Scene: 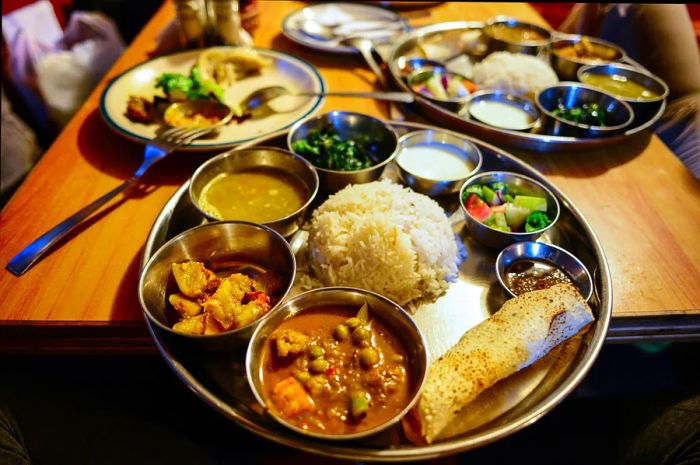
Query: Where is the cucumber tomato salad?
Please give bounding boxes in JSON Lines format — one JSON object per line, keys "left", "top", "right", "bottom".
{"left": 462, "top": 181, "right": 553, "bottom": 233}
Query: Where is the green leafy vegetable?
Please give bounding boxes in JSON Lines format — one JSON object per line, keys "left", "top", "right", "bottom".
{"left": 552, "top": 98, "right": 607, "bottom": 126}
{"left": 155, "top": 66, "right": 225, "bottom": 103}
{"left": 292, "top": 127, "right": 373, "bottom": 171}
{"left": 524, "top": 211, "right": 552, "bottom": 232}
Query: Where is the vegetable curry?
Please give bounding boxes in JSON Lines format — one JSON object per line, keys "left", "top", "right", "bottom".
{"left": 260, "top": 303, "right": 412, "bottom": 435}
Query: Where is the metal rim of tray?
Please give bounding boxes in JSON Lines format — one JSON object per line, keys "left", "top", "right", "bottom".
{"left": 140, "top": 121, "right": 612, "bottom": 461}
{"left": 387, "top": 21, "right": 666, "bottom": 153}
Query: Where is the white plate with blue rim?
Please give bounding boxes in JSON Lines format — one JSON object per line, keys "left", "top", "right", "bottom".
{"left": 282, "top": 3, "right": 410, "bottom": 54}
{"left": 100, "top": 46, "right": 325, "bottom": 151}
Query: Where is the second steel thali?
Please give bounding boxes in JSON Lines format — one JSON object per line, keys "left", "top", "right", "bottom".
{"left": 140, "top": 121, "right": 611, "bottom": 461}
{"left": 387, "top": 22, "right": 666, "bottom": 153}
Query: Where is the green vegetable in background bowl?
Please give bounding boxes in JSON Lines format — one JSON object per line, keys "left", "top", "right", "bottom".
{"left": 551, "top": 98, "right": 606, "bottom": 126}
{"left": 291, "top": 126, "right": 373, "bottom": 172}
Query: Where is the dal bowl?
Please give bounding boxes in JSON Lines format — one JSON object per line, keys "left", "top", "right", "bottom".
{"left": 189, "top": 147, "right": 319, "bottom": 238}
{"left": 459, "top": 171, "right": 560, "bottom": 249}
{"left": 536, "top": 83, "right": 634, "bottom": 137}
{"left": 139, "top": 221, "right": 296, "bottom": 351}
{"left": 395, "top": 129, "right": 482, "bottom": 196}
{"left": 246, "top": 287, "right": 428, "bottom": 441}
{"left": 578, "top": 63, "right": 669, "bottom": 125}
{"left": 287, "top": 112, "right": 399, "bottom": 194}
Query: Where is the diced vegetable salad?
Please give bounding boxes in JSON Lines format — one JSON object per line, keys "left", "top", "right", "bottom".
{"left": 411, "top": 70, "right": 476, "bottom": 101}
{"left": 462, "top": 181, "right": 553, "bottom": 233}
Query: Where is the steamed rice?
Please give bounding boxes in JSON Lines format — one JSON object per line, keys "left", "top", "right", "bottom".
{"left": 307, "top": 180, "right": 461, "bottom": 307}
{"left": 472, "top": 52, "right": 558, "bottom": 98}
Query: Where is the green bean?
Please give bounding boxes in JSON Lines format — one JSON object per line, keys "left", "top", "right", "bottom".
{"left": 309, "top": 357, "right": 329, "bottom": 374}
{"left": 356, "top": 301, "right": 370, "bottom": 323}
{"left": 333, "top": 324, "right": 349, "bottom": 341}
{"left": 359, "top": 347, "right": 379, "bottom": 368}
{"left": 307, "top": 344, "right": 324, "bottom": 359}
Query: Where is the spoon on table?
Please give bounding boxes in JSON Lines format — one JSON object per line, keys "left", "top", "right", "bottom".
{"left": 340, "top": 37, "right": 389, "bottom": 88}
{"left": 340, "top": 37, "right": 406, "bottom": 120}
{"left": 240, "top": 86, "right": 414, "bottom": 114}
{"left": 299, "top": 18, "right": 405, "bottom": 42}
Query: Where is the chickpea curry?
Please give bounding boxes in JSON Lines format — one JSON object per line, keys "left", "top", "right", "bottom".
{"left": 260, "top": 303, "right": 413, "bottom": 435}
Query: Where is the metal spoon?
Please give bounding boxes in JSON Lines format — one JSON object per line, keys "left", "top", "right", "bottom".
{"left": 340, "top": 37, "right": 388, "bottom": 88}
{"left": 240, "top": 86, "right": 414, "bottom": 113}
{"left": 299, "top": 18, "right": 405, "bottom": 41}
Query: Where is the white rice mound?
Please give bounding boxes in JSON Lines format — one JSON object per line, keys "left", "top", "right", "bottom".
{"left": 472, "top": 52, "right": 558, "bottom": 98}
{"left": 308, "top": 180, "right": 461, "bottom": 307}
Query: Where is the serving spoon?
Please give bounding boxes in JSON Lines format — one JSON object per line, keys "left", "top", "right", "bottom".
{"left": 241, "top": 86, "right": 414, "bottom": 113}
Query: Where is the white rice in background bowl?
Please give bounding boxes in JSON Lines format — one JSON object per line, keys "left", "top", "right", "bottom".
{"left": 472, "top": 52, "right": 559, "bottom": 99}
{"left": 307, "top": 180, "right": 463, "bottom": 308}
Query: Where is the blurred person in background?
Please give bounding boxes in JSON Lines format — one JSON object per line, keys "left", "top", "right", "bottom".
{"left": 559, "top": 3, "right": 700, "bottom": 179}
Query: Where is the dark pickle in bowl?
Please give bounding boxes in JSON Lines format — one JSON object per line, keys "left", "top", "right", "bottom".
{"left": 259, "top": 302, "right": 412, "bottom": 436}
{"left": 504, "top": 259, "right": 575, "bottom": 296}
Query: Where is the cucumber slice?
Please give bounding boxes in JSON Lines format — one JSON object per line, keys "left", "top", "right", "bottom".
{"left": 514, "top": 195, "right": 548, "bottom": 213}
{"left": 483, "top": 212, "right": 510, "bottom": 232}
{"left": 482, "top": 185, "right": 501, "bottom": 206}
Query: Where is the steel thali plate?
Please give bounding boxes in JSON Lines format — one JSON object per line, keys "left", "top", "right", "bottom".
{"left": 140, "top": 121, "right": 612, "bottom": 461}
{"left": 387, "top": 22, "right": 666, "bottom": 153}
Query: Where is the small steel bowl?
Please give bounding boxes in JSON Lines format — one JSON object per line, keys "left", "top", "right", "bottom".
{"left": 395, "top": 56, "right": 445, "bottom": 78}
{"left": 549, "top": 35, "right": 625, "bottom": 81}
{"left": 189, "top": 147, "right": 319, "bottom": 238}
{"left": 139, "top": 221, "right": 296, "bottom": 352}
{"left": 246, "top": 287, "right": 428, "bottom": 441}
{"left": 578, "top": 63, "right": 669, "bottom": 125}
{"left": 407, "top": 66, "right": 474, "bottom": 112}
{"left": 536, "top": 83, "right": 634, "bottom": 138}
{"left": 463, "top": 90, "right": 541, "bottom": 132}
{"left": 395, "top": 129, "right": 482, "bottom": 196}
{"left": 495, "top": 241, "right": 594, "bottom": 301}
{"left": 287, "top": 112, "right": 399, "bottom": 194}
{"left": 459, "top": 171, "right": 560, "bottom": 249}
{"left": 483, "top": 17, "right": 551, "bottom": 56}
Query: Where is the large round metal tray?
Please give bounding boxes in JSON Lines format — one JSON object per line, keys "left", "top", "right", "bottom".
{"left": 387, "top": 22, "right": 666, "bottom": 153}
{"left": 140, "top": 121, "right": 612, "bottom": 461}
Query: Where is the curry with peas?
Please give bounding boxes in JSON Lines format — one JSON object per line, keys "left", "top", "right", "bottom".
{"left": 259, "top": 303, "right": 413, "bottom": 435}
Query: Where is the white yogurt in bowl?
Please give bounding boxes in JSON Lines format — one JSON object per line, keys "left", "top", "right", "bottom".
{"left": 397, "top": 144, "right": 473, "bottom": 181}
{"left": 465, "top": 90, "right": 540, "bottom": 131}
{"left": 395, "top": 130, "right": 482, "bottom": 196}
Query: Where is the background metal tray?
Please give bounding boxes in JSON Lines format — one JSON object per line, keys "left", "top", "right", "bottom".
{"left": 140, "top": 121, "right": 612, "bottom": 461}
{"left": 387, "top": 22, "right": 666, "bottom": 153}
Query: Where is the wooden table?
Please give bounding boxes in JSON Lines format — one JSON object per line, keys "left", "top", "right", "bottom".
{"left": 1, "top": 1, "right": 699, "bottom": 353}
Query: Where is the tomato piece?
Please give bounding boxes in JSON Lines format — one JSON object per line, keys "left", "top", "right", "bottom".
{"left": 465, "top": 193, "right": 492, "bottom": 221}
